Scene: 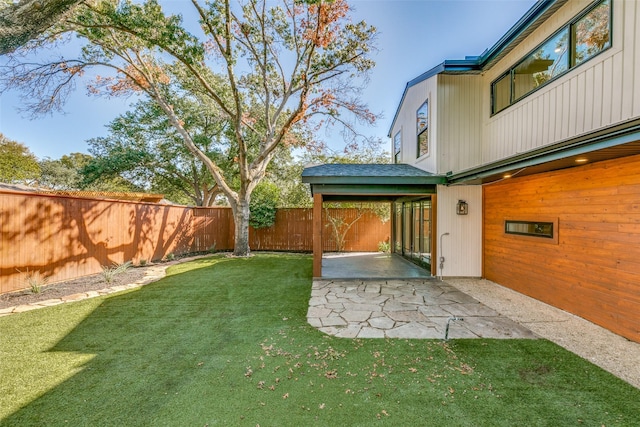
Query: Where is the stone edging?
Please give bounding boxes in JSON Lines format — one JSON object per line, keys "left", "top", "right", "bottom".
{"left": 0, "top": 255, "right": 210, "bottom": 317}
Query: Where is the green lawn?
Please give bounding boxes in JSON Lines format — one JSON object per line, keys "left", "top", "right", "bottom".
{"left": 1, "top": 254, "right": 638, "bottom": 426}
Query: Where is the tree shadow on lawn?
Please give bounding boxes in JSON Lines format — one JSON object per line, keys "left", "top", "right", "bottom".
{"left": 2, "top": 254, "right": 639, "bottom": 426}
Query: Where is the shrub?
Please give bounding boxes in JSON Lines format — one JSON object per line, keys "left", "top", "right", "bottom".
{"left": 250, "top": 182, "right": 280, "bottom": 229}
{"left": 378, "top": 241, "right": 391, "bottom": 253}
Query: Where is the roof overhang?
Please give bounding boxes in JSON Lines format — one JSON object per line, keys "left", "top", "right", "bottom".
{"left": 302, "top": 164, "right": 445, "bottom": 202}
{"left": 449, "top": 119, "right": 640, "bottom": 184}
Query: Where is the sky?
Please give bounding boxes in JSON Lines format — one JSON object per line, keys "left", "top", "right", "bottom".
{"left": 0, "top": 0, "right": 536, "bottom": 160}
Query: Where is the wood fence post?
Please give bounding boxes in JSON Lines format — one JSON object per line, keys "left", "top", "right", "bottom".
{"left": 313, "top": 193, "right": 323, "bottom": 277}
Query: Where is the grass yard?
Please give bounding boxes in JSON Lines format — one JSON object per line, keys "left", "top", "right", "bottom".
{"left": 0, "top": 254, "right": 638, "bottom": 426}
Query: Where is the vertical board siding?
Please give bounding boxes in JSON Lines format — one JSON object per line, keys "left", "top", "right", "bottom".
{"left": 479, "top": 0, "right": 639, "bottom": 169}
{"left": 438, "top": 75, "right": 483, "bottom": 174}
{"left": 390, "top": 76, "right": 438, "bottom": 173}
{"left": 0, "top": 191, "right": 389, "bottom": 294}
{"left": 634, "top": 0, "right": 640, "bottom": 117}
{"left": 436, "top": 185, "right": 483, "bottom": 277}
{"left": 483, "top": 154, "right": 640, "bottom": 343}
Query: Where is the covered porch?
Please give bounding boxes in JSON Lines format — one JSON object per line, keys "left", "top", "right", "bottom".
{"left": 322, "top": 252, "right": 431, "bottom": 279}
{"left": 302, "top": 164, "right": 446, "bottom": 278}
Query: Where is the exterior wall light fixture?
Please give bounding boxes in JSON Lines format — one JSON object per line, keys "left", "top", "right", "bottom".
{"left": 456, "top": 200, "right": 468, "bottom": 215}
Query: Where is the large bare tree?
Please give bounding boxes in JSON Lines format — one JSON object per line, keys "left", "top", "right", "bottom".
{"left": 0, "top": 0, "right": 377, "bottom": 256}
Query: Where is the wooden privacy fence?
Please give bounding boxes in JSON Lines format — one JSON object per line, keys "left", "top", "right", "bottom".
{"left": 0, "top": 190, "right": 390, "bottom": 294}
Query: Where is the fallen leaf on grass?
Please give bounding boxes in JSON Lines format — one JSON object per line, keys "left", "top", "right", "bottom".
{"left": 283, "top": 393, "right": 289, "bottom": 399}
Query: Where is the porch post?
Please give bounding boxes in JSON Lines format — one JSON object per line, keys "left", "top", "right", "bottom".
{"left": 313, "top": 192, "right": 323, "bottom": 277}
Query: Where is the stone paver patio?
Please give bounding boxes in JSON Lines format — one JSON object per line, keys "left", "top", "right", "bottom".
{"left": 307, "top": 279, "right": 537, "bottom": 339}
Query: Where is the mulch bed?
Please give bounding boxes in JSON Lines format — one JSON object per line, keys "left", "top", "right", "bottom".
{"left": 0, "top": 266, "right": 152, "bottom": 310}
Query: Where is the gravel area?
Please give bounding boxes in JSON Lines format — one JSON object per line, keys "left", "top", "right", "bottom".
{"left": 447, "top": 278, "right": 640, "bottom": 389}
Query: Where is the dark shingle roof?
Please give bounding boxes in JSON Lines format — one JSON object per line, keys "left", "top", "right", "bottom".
{"left": 302, "top": 164, "right": 444, "bottom": 184}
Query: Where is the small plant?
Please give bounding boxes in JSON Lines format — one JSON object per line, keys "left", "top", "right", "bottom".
{"left": 165, "top": 253, "right": 175, "bottom": 261}
{"left": 101, "top": 261, "right": 132, "bottom": 284}
{"left": 208, "top": 243, "right": 217, "bottom": 254}
{"left": 139, "top": 259, "right": 147, "bottom": 266}
{"left": 23, "top": 270, "right": 48, "bottom": 294}
{"left": 378, "top": 241, "right": 391, "bottom": 253}
{"left": 16, "top": 269, "right": 48, "bottom": 294}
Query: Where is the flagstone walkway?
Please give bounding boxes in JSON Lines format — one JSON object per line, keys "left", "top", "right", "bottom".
{"left": 307, "top": 278, "right": 537, "bottom": 340}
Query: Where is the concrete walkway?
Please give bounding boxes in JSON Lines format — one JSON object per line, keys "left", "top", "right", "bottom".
{"left": 307, "top": 278, "right": 536, "bottom": 340}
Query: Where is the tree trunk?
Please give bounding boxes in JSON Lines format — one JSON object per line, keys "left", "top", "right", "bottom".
{"left": 233, "top": 196, "right": 251, "bottom": 256}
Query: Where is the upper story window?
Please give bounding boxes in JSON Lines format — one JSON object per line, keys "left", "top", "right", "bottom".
{"left": 492, "top": 0, "right": 611, "bottom": 115}
{"left": 416, "top": 100, "right": 428, "bottom": 157}
{"left": 513, "top": 28, "right": 569, "bottom": 100}
{"left": 393, "top": 131, "right": 402, "bottom": 163}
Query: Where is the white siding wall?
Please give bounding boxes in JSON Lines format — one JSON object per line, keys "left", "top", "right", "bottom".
{"left": 390, "top": 76, "right": 438, "bottom": 173}
{"left": 437, "top": 75, "right": 483, "bottom": 174}
{"left": 482, "top": 0, "right": 640, "bottom": 165}
{"left": 436, "top": 185, "right": 482, "bottom": 277}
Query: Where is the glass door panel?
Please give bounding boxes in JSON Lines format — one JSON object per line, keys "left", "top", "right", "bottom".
{"left": 394, "top": 203, "right": 403, "bottom": 253}
{"left": 403, "top": 204, "right": 411, "bottom": 255}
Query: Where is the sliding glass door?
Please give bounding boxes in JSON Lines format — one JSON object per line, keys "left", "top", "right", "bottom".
{"left": 393, "top": 199, "right": 432, "bottom": 272}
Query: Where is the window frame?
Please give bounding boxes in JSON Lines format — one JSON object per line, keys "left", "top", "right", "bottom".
{"left": 511, "top": 26, "right": 570, "bottom": 103}
{"left": 503, "top": 217, "right": 559, "bottom": 245}
{"left": 393, "top": 130, "right": 402, "bottom": 164}
{"left": 416, "top": 100, "right": 429, "bottom": 158}
{"left": 491, "top": 0, "right": 611, "bottom": 115}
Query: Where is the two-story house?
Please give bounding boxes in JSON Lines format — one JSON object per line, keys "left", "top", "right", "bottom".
{"left": 304, "top": 0, "right": 639, "bottom": 343}
{"left": 387, "top": 0, "right": 639, "bottom": 342}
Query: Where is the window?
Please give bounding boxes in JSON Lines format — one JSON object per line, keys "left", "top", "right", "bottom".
{"left": 492, "top": 73, "right": 511, "bottom": 114}
{"left": 416, "top": 101, "right": 428, "bottom": 157}
{"left": 513, "top": 28, "right": 569, "bottom": 101}
{"left": 393, "top": 131, "right": 402, "bottom": 164}
{"left": 491, "top": 0, "right": 611, "bottom": 114}
{"left": 572, "top": 0, "right": 611, "bottom": 66}
{"left": 505, "top": 220, "right": 554, "bottom": 239}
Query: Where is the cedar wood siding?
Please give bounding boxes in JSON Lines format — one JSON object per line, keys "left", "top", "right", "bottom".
{"left": 480, "top": 0, "right": 640, "bottom": 343}
{"left": 483, "top": 154, "right": 640, "bottom": 343}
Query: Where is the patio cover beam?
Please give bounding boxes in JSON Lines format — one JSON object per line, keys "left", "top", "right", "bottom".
{"left": 313, "top": 193, "right": 323, "bottom": 277}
